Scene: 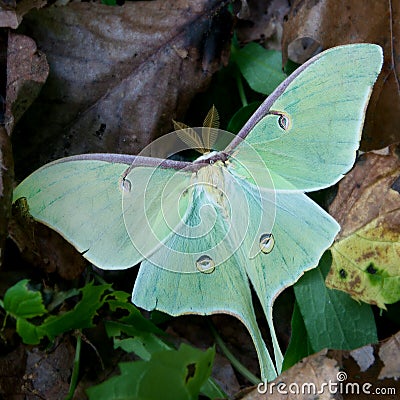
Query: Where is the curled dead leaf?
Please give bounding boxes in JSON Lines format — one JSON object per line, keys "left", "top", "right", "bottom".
{"left": 350, "top": 345, "right": 375, "bottom": 372}
{"left": 378, "top": 330, "right": 400, "bottom": 380}
{"left": 0, "top": 0, "right": 46, "bottom": 29}
{"left": 6, "top": 33, "right": 49, "bottom": 133}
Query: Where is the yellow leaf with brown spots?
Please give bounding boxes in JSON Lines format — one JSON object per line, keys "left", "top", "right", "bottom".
{"left": 326, "top": 144, "right": 400, "bottom": 309}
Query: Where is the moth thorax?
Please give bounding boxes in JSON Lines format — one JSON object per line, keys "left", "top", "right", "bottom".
{"left": 195, "top": 165, "right": 227, "bottom": 210}
{"left": 195, "top": 150, "right": 219, "bottom": 163}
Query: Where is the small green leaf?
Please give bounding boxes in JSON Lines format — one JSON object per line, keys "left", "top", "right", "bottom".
{"left": 200, "top": 378, "right": 227, "bottom": 400}
{"left": 227, "top": 102, "right": 261, "bottom": 134}
{"left": 3, "top": 279, "right": 47, "bottom": 319}
{"left": 294, "top": 252, "right": 378, "bottom": 352}
{"left": 233, "top": 43, "right": 286, "bottom": 95}
{"left": 282, "top": 301, "right": 312, "bottom": 371}
{"left": 105, "top": 320, "right": 169, "bottom": 361}
{"left": 46, "top": 288, "right": 80, "bottom": 312}
{"left": 16, "top": 318, "right": 45, "bottom": 345}
{"left": 86, "top": 344, "right": 215, "bottom": 400}
{"left": 40, "top": 282, "right": 111, "bottom": 340}
{"left": 105, "top": 290, "right": 163, "bottom": 335}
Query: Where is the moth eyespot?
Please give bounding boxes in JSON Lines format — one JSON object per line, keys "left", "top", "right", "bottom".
{"left": 121, "top": 178, "right": 132, "bottom": 193}
{"left": 196, "top": 255, "right": 215, "bottom": 273}
{"left": 259, "top": 233, "right": 275, "bottom": 254}
{"left": 278, "top": 114, "right": 290, "bottom": 130}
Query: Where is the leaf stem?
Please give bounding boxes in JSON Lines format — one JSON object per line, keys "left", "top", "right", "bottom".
{"left": 208, "top": 320, "right": 260, "bottom": 385}
{"left": 65, "top": 331, "right": 82, "bottom": 400}
{"left": 89, "top": 266, "right": 115, "bottom": 290}
{"left": 235, "top": 70, "right": 248, "bottom": 108}
{"left": 0, "top": 312, "right": 8, "bottom": 339}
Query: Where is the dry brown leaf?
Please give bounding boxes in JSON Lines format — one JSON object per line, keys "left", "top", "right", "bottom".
{"left": 326, "top": 144, "right": 400, "bottom": 307}
{"left": 1, "top": 33, "right": 47, "bottom": 269}
{"left": 12, "top": 1, "right": 233, "bottom": 178}
{"left": 6, "top": 33, "right": 49, "bottom": 132}
{"left": 0, "top": 33, "right": 12, "bottom": 268}
{"left": 238, "top": 350, "right": 340, "bottom": 400}
{"left": 329, "top": 144, "right": 400, "bottom": 240}
{"left": 235, "top": 0, "right": 290, "bottom": 50}
{"left": 0, "top": 344, "right": 26, "bottom": 399}
{"left": 378, "top": 331, "right": 400, "bottom": 380}
{"left": 0, "top": 126, "right": 13, "bottom": 267}
{"left": 0, "top": 0, "right": 46, "bottom": 29}
{"left": 9, "top": 198, "right": 87, "bottom": 280}
{"left": 350, "top": 345, "right": 375, "bottom": 372}
{"left": 23, "top": 336, "right": 74, "bottom": 399}
{"left": 281, "top": 0, "right": 400, "bottom": 151}
{"left": 235, "top": 336, "right": 400, "bottom": 399}
{"left": 212, "top": 353, "right": 241, "bottom": 397}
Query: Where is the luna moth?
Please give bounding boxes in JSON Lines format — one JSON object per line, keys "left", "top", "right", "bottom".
{"left": 13, "top": 44, "right": 383, "bottom": 381}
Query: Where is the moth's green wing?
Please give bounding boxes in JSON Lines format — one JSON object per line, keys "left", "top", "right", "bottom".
{"left": 13, "top": 158, "right": 192, "bottom": 269}
{"left": 230, "top": 44, "right": 383, "bottom": 191}
{"left": 122, "top": 165, "right": 192, "bottom": 264}
{"left": 132, "top": 167, "right": 277, "bottom": 380}
{"left": 132, "top": 167, "right": 339, "bottom": 380}
{"left": 13, "top": 160, "right": 135, "bottom": 268}
{"left": 242, "top": 187, "right": 339, "bottom": 372}
{"left": 133, "top": 256, "right": 278, "bottom": 382}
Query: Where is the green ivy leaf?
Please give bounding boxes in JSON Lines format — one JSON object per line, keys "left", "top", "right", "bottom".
{"left": 233, "top": 43, "right": 286, "bottom": 95}
{"left": 105, "top": 320, "right": 169, "bottom": 361}
{"left": 294, "top": 252, "right": 378, "bottom": 352}
{"left": 16, "top": 318, "right": 46, "bottom": 345}
{"left": 40, "top": 282, "right": 111, "bottom": 340}
{"left": 105, "top": 290, "right": 163, "bottom": 335}
{"left": 3, "top": 279, "right": 47, "bottom": 319}
{"left": 226, "top": 102, "right": 261, "bottom": 134}
{"left": 86, "top": 344, "right": 215, "bottom": 400}
{"left": 282, "top": 301, "right": 312, "bottom": 371}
